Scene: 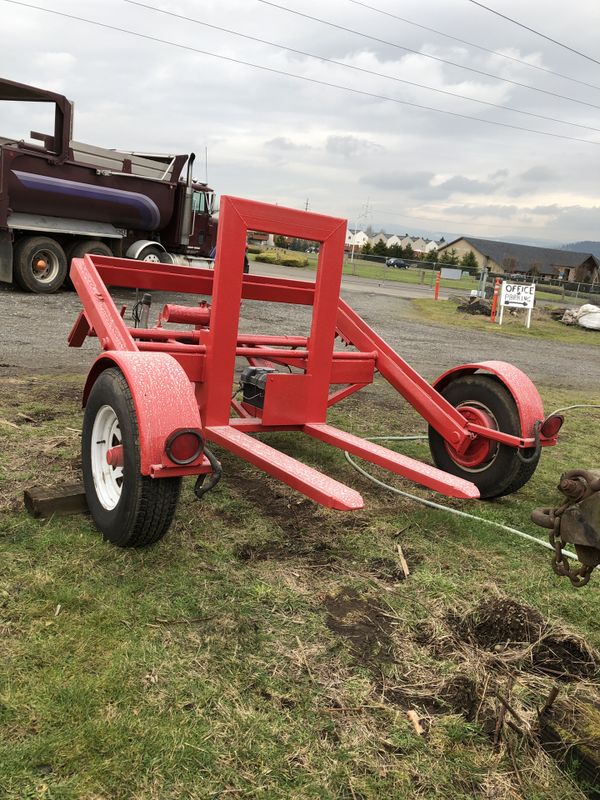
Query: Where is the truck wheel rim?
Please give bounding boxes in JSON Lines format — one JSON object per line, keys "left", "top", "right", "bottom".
{"left": 142, "top": 252, "right": 160, "bottom": 262}
{"left": 444, "top": 402, "right": 498, "bottom": 471}
{"left": 31, "top": 249, "right": 60, "bottom": 283}
{"left": 91, "top": 405, "right": 124, "bottom": 510}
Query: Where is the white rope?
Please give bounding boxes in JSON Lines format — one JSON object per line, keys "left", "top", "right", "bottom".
{"left": 344, "top": 434, "right": 582, "bottom": 563}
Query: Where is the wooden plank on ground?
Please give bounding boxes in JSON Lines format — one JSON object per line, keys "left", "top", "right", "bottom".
{"left": 24, "top": 483, "right": 87, "bottom": 518}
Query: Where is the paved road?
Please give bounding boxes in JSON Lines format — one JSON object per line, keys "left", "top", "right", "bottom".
{"left": 0, "top": 270, "right": 597, "bottom": 390}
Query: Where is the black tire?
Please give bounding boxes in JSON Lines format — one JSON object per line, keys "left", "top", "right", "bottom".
{"left": 428, "top": 374, "right": 539, "bottom": 499}
{"left": 13, "top": 236, "right": 68, "bottom": 293}
{"left": 82, "top": 368, "right": 181, "bottom": 547}
{"left": 64, "top": 240, "right": 113, "bottom": 289}
{"left": 66, "top": 239, "right": 112, "bottom": 263}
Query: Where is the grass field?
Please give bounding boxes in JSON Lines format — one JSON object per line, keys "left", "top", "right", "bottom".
{"left": 249, "top": 251, "right": 479, "bottom": 292}
{"left": 1, "top": 375, "right": 599, "bottom": 799}
{"left": 412, "top": 298, "right": 600, "bottom": 346}
{"left": 250, "top": 251, "right": 595, "bottom": 307}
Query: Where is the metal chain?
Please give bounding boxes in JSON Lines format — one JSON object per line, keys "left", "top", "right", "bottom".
{"left": 547, "top": 504, "right": 594, "bottom": 588}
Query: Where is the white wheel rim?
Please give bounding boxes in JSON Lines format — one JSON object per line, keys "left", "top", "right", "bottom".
{"left": 91, "top": 405, "right": 124, "bottom": 510}
{"left": 142, "top": 252, "right": 160, "bottom": 262}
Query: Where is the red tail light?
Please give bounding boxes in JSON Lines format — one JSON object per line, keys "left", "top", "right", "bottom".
{"left": 540, "top": 414, "right": 564, "bottom": 438}
{"left": 165, "top": 429, "right": 204, "bottom": 465}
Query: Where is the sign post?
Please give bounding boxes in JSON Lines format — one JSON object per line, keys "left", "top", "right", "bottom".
{"left": 498, "top": 282, "right": 536, "bottom": 328}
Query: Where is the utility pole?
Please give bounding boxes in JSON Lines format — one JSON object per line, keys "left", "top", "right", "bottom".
{"left": 304, "top": 198, "right": 310, "bottom": 211}
{"left": 350, "top": 200, "right": 371, "bottom": 274}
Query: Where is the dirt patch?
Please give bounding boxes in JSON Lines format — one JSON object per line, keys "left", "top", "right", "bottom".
{"left": 225, "top": 472, "right": 321, "bottom": 532}
{"left": 435, "top": 673, "right": 480, "bottom": 720}
{"left": 233, "top": 538, "right": 339, "bottom": 567}
{"left": 456, "top": 597, "right": 546, "bottom": 649}
{"left": 13, "top": 410, "right": 57, "bottom": 425}
{"left": 324, "top": 587, "right": 394, "bottom": 665}
{"left": 454, "top": 597, "right": 600, "bottom": 681}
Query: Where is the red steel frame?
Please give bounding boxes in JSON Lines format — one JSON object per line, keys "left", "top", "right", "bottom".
{"left": 69, "top": 196, "right": 555, "bottom": 511}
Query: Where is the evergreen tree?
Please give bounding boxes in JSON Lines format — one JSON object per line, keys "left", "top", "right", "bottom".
{"left": 460, "top": 250, "right": 479, "bottom": 273}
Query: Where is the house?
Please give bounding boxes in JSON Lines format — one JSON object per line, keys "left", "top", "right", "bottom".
{"left": 424, "top": 239, "right": 440, "bottom": 253}
{"left": 369, "top": 232, "right": 390, "bottom": 246}
{"left": 437, "top": 236, "right": 599, "bottom": 282}
{"left": 346, "top": 228, "right": 370, "bottom": 249}
{"left": 386, "top": 234, "right": 404, "bottom": 248}
{"left": 411, "top": 237, "right": 428, "bottom": 254}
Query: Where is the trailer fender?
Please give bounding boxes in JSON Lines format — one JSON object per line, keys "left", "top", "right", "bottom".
{"left": 432, "top": 360, "right": 545, "bottom": 438}
{"left": 83, "top": 352, "right": 203, "bottom": 475}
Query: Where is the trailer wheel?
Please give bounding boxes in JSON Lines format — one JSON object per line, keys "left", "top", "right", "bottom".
{"left": 82, "top": 368, "right": 181, "bottom": 547}
{"left": 13, "top": 236, "right": 67, "bottom": 293}
{"left": 428, "top": 374, "right": 540, "bottom": 499}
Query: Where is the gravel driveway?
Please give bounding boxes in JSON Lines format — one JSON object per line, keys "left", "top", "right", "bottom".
{"left": 0, "top": 274, "right": 597, "bottom": 390}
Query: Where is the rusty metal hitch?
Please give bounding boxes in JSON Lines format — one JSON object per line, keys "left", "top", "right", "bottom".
{"left": 532, "top": 470, "right": 600, "bottom": 587}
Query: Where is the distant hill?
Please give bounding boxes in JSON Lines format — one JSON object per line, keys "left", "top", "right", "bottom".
{"left": 563, "top": 241, "right": 600, "bottom": 257}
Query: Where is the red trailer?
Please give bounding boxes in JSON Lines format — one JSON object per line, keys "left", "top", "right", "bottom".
{"left": 68, "top": 197, "right": 562, "bottom": 546}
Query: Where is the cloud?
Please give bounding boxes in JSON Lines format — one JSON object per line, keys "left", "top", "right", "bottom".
{"left": 326, "top": 134, "right": 383, "bottom": 157}
{"left": 360, "top": 170, "right": 434, "bottom": 192}
{"left": 264, "top": 137, "right": 314, "bottom": 152}
{"left": 435, "top": 175, "right": 497, "bottom": 195}
{"left": 518, "top": 166, "right": 557, "bottom": 182}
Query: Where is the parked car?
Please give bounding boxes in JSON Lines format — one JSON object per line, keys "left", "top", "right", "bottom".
{"left": 386, "top": 258, "right": 409, "bottom": 269}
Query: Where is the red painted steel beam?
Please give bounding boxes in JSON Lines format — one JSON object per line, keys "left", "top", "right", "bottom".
{"left": 237, "top": 335, "right": 308, "bottom": 347}
{"left": 327, "top": 383, "right": 369, "bottom": 407}
{"left": 68, "top": 310, "right": 92, "bottom": 347}
{"left": 87, "top": 255, "right": 316, "bottom": 305}
{"left": 70, "top": 257, "right": 137, "bottom": 352}
{"left": 202, "top": 196, "right": 348, "bottom": 428}
{"left": 303, "top": 423, "right": 480, "bottom": 499}
{"left": 205, "top": 425, "right": 364, "bottom": 510}
{"left": 336, "top": 299, "right": 470, "bottom": 448}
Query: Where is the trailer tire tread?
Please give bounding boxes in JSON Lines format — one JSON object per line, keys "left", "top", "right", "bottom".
{"left": 428, "top": 374, "right": 540, "bottom": 499}
{"left": 82, "top": 368, "right": 181, "bottom": 547}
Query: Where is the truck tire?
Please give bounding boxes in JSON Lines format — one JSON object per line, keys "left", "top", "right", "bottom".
{"left": 137, "top": 245, "right": 166, "bottom": 263}
{"left": 66, "top": 239, "right": 112, "bottom": 264}
{"left": 64, "top": 240, "right": 113, "bottom": 289}
{"left": 82, "top": 367, "right": 181, "bottom": 547}
{"left": 13, "top": 236, "right": 68, "bottom": 293}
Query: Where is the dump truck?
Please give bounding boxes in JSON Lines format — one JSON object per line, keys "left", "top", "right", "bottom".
{"left": 0, "top": 77, "right": 217, "bottom": 293}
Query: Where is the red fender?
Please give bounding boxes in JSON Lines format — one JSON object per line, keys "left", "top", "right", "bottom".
{"left": 432, "top": 360, "right": 545, "bottom": 438}
{"left": 83, "top": 352, "right": 203, "bottom": 475}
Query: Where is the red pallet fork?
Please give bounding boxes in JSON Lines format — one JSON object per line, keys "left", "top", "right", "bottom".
{"left": 69, "top": 197, "right": 561, "bottom": 546}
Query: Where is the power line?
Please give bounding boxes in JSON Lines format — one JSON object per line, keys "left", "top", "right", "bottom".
{"left": 256, "top": 0, "right": 600, "bottom": 112}
{"left": 124, "top": 0, "right": 600, "bottom": 134}
{"left": 467, "top": 0, "right": 600, "bottom": 67}
{"left": 3, "top": 0, "right": 599, "bottom": 147}
{"left": 347, "top": 0, "right": 600, "bottom": 93}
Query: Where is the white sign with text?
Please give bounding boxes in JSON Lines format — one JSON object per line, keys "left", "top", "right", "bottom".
{"left": 498, "top": 282, "right": 536, "bottom": 328}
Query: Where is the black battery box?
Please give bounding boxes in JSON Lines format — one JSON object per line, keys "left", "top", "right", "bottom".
{"left": 239, "top": 366, "right": 277, "bottom": 409}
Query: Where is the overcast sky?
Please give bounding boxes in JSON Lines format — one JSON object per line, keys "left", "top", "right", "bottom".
{"left": 2, "top": 0, "right": 600, "bottom": 244}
